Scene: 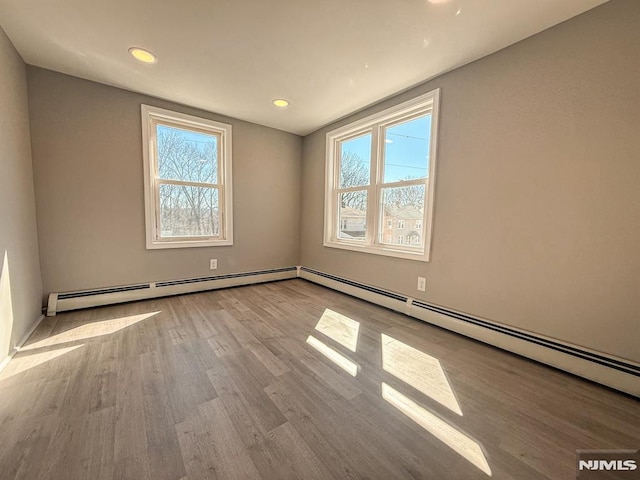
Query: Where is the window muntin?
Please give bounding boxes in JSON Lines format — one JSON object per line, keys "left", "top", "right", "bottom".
{"left": 324, "top": 90, "right": 439, "bottom": 261}
{"left": 142, "top": 105, "right": 233, "bottom": 249}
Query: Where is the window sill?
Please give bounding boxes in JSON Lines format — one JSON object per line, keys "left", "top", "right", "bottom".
{"left": 323, "top": 239, "right": 429, "bottom": 262}
{"left": 146, "top": 238, "right": 233, "bottom": 249}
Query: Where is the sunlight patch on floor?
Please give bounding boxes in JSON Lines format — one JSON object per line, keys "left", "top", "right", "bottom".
{"left": 21, "top": 311, "right": 161, "bottom": 351}
{"left": 381, "top": 333, "right": 462, "bottom": 415}
{"left": 0, "top": 344, "right": 83, "bottom": 380}
{"left": 306, "top": 335, "right": 359, "bottom": 376}
{"left": 314, "top": 309, "right": 360, "bottom": 352}
{"left": 382, "top": 382, "right": 491, "bottom": 476}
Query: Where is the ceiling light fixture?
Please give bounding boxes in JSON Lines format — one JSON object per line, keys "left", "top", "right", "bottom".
{"left": 273, "top": 99, "right": 289, "bottom": 108}
{"left": 129, "top": 47, "right": 157, "bottom": 64}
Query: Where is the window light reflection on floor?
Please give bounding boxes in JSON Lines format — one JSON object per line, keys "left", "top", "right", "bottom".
{"left": 20, "top": 311, "right": 161, "bottom": 351}
{"left": 381, "top": 334, "right": 462, "bottom": 415}
{"left": 0, "top": 345, "right": 83, "bottom": 380}
{"left": 314, "top": 308, "right": 360, "bottom": 352}
{"left": 1, "top": 311, "right": 161, "bottom": 381}
{"left": 382, "top": 382, "right": 492, "bottom": 476}
{"left": 306, "top": 335, "right": 359, "bottom": 376}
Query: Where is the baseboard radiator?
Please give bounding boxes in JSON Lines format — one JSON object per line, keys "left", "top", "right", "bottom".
{"left": 299, "top": 267, "right": 640, "bottom": 398}
{"left": 46, "top": 267, "right": 298, "bottom": 316}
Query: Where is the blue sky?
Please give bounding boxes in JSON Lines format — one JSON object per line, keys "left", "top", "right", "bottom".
{"left": 341, "top": 114, "right": 431, "bottom": 183}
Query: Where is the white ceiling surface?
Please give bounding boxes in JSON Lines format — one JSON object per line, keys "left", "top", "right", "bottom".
{"left": 0, "top": 0, "right": 608, "bottom": 135}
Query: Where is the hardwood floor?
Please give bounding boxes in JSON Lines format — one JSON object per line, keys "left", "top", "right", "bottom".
{"left": 0, "top": 279, "right": 638, "bottom": 479}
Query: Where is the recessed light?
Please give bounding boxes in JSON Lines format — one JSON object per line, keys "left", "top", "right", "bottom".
{"left": 273, "top": 99, "right": 289, "bottom": 108}
{"left": 129, "top": 47, "right": 157, "bottom": 64}
{"left": 427, "top": 0, "right": 450, "bottom": 3}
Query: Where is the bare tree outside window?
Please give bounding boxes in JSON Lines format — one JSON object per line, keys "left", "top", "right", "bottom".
{"left": 156, "top": 125, "right": 220, "bottom": 238}
{"left": 383, "top": 178, "right": 426, "bottom": 209}
{"left": 339, "top": 151, "right": 368, "bottom": 211}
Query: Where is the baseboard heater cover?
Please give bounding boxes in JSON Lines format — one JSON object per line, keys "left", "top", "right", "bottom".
{"left": 299, "top": 267, "right": 640, "bottom": 398}
{"left": 47, "top": 267, "right": 297, "bottom": 316}
{"left": 299, "top": 267, "right": 409, "bottom": 314}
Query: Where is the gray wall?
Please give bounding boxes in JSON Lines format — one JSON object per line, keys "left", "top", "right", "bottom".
{"left": 28, "top": 68, "right": 302, "bottom": 295}
{"left": 301, "top": 0, "right": 640, "bottom": 363}
{"left": 0, "top": 27, "right": 43, "bottom": 361}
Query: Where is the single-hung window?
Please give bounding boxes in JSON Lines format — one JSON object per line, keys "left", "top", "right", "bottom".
{"left": 324, "top": 89, "right": 439, "bottom": 261}
{"left": 141, "top": 105, "right": 233, "bottom": 249}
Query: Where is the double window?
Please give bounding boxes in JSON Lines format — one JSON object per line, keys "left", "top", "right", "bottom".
{"left": 141, "top": 105, "right": 233, "bottom": 249}
{"left": 324, "top": 90, "right": 440, "bottom": 261}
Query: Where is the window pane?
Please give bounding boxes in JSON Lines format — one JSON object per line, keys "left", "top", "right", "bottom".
{"left": 157, "top": 124, "right": 218, "bottom": 184}
{"left": 339, "top": 133, "right": 371, "bottom": 188}
{"left": 383, "top": 115, "right": 430, "bottom": 183}
{"left": 159, "top": 184, "right": 219, "bottom": 237}
{"left": 338, "top": 190, "right": 367, "bottom": 240}
{"left": 380, "top": 185, "right": 425, "bottom": 247}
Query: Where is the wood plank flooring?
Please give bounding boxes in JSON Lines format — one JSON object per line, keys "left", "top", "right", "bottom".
{"left": 0, "top": 279, "right": 638, "bottom": 479}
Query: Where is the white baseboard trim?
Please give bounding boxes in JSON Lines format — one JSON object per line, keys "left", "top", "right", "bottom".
{"left": 299, "top": 267, "right": 409, "bottom": 314}
{"left": 47, "top": 267, "right": 298, "bottom": 315}
{"left": 0, "top": 313, "right": 45, "bottom": 375}
{"left": 299, "top": 267, "right": 640, "bottom": 398}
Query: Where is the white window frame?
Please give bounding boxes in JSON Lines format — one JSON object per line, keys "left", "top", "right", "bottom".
{"left": 141, "top": 105, "right": 233, "bottom": 249}
{"left": 323, "top": 89, "right": 440, "bottom": 262}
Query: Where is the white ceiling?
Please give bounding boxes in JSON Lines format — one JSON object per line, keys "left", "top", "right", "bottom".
{"left": 0, "top": 0, "right": 608, "bottom": 135}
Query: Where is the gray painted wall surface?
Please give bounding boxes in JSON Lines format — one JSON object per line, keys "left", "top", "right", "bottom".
{"left": 0, "top": 27, "right": 43, "bottom": 360}
{"left": 301, "top": 0, "right": 640, "bottom": 362}
{"left": 28, "top": 68, "right": 302, "bottom": 296}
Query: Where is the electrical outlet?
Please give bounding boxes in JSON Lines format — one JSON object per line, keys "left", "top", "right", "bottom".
{"left": 210, "top": 259, "right": 218, "bottom": 270}
{"left": 417, "top": 276, "right": 426, "bottom": 292}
